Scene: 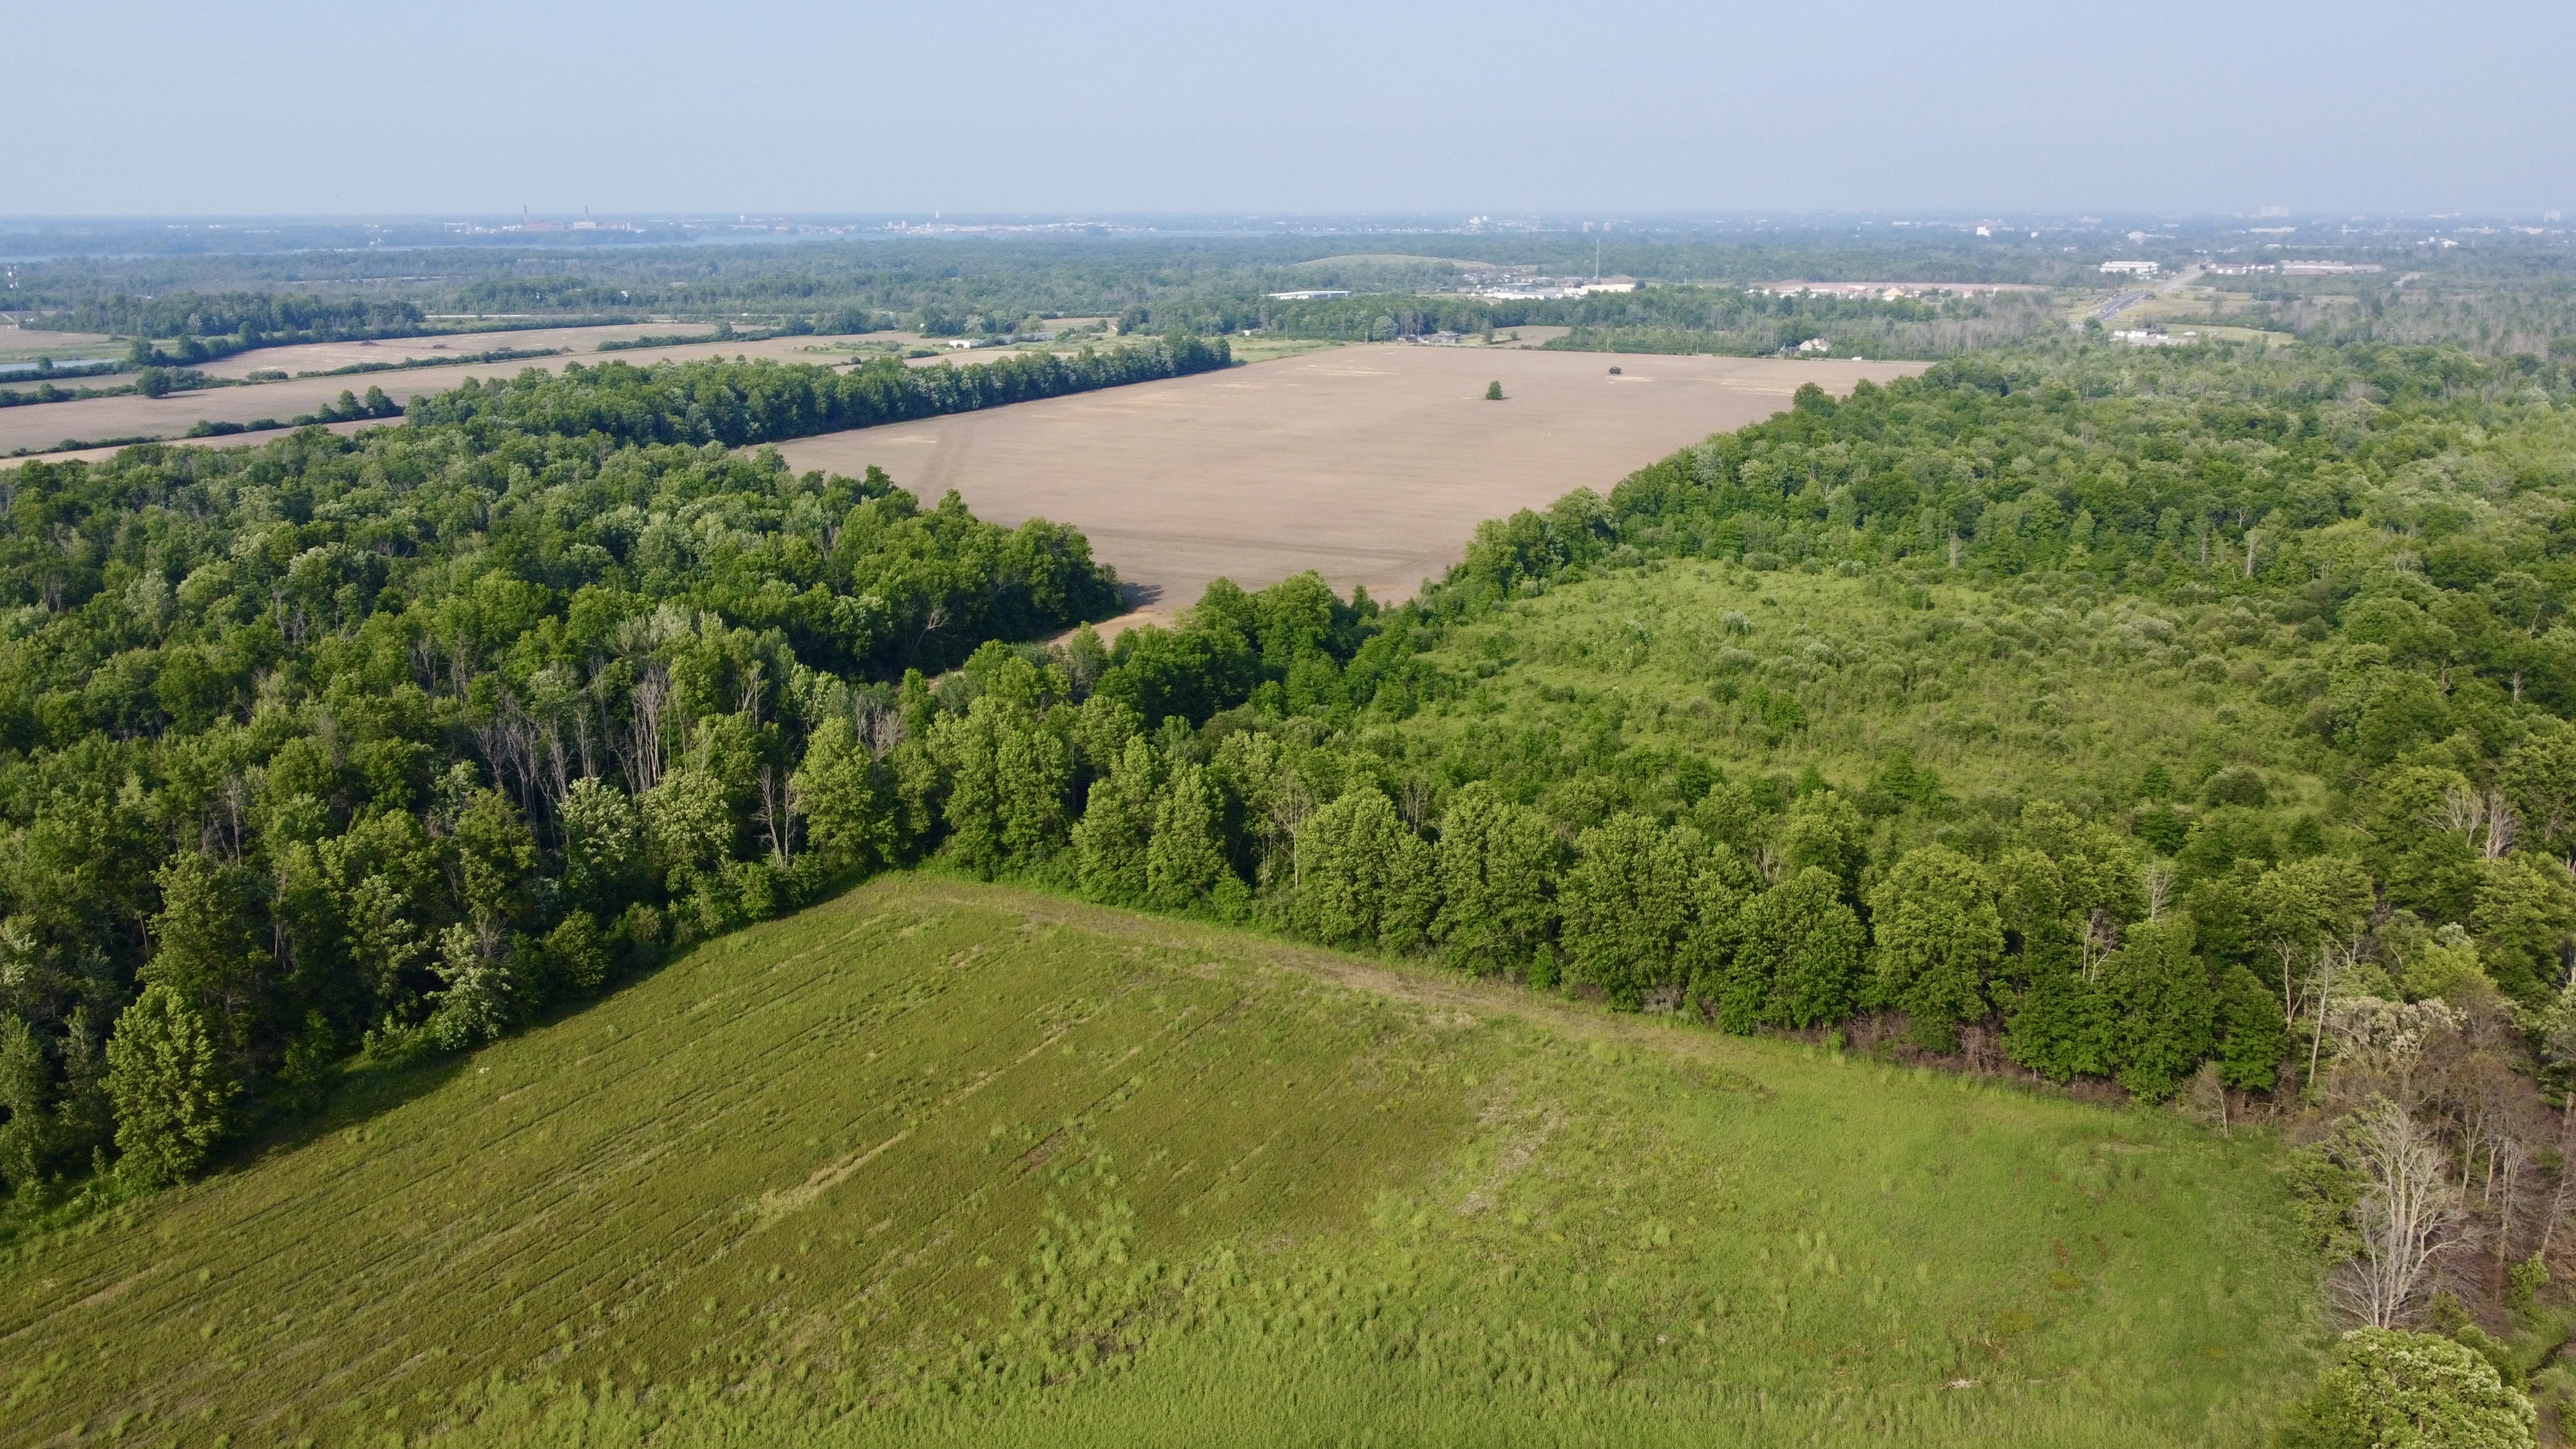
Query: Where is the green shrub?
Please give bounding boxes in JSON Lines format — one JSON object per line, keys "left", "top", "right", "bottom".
{"left": 2275, "top": 1328, "right": 2535, "bottom": 1449}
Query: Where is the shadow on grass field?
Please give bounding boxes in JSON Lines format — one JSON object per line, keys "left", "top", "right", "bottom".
{"left": 0, "top": 875, "right": 2320, "bottom": 1448}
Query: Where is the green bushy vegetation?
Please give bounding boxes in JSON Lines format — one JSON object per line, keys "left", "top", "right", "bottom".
{"left": 0, "top": 877, "right": 2317, "bottom": 1448}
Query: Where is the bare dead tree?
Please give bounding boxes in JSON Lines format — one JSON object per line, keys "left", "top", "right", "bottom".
{"left": 571, "top": 706, "right": 598, "bottom": 782}
{"left": 913, "top": 600, "right": 949, "bottom": 657}
{"left": 218, "top": 775, "right": 250, "bottom": 862}
{"left": 858, "top": 692, "right": 905, "bottom": 759}
{"left": 538, "top": 707, "right": 571, "bottom": 815}
{"left": 2430, "top": 785, "right": 2518, "bottom": 860}
{"left": 2143, "top": 862, "right": 2176, "bottom": 923}
{"left": 1751, "top": 842, "right": 1783, "bottom": 887}
{"left": 755, "top": 764, "right": 795, "bottom": 870}
{"left": 2436, "top": 783, "right": 2485, "bottom": 841}
{"left": 2309, "top": 938, "right": 2362, "bottom": 1094}
{"left": 2336, "top": 1100, "right": 2468, "bottom": 1329}
{"left": 627, "top": 664, "right": 672, "bottom": 795}
{"left": 2482, "top": 790, "right": 2518, "bottom": 861}
{"left": 1269, "top": 774, "right": 1315, "bottom": 890}
{"left": 2081, "top": 907, "right": 2121, "bottom": 984}
{"left": 2492, "top": 1138, "right": 2533, "bottom": 1272}
{"left": 2541, "top": 1108, "right": 2576, "bottom": 1259}
{"left": 1397, "top": 777, "right": 1432, "bottom": 832}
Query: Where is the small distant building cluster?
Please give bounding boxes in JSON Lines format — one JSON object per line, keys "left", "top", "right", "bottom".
{"left": 2099, "top": 260, "right": 2161, "bottom": 277}
{"left": 2204, "top": 261, "right": 2384, "bottom": 277}
{"left": 1399, "top": 331, "right": 1466, "bottom": 346}
{"left": 1264, "top": 289, "right": 1351, "bottom": 301}
{"left": 1795, "top": 337, "right": 1833, "bottom": 354}
{"left": 1754, "top": 281, "right": 2014, "bottom": 300}
{"left": 1475, "top": 278, "right": 1638, "bottom": 299}
{"left": 2111, "top": 328, "right": 2197, "bottom": 347}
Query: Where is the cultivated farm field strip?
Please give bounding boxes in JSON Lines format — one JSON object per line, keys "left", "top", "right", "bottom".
{"left": 0, "top": 330, "right": 902, "bottom": 457}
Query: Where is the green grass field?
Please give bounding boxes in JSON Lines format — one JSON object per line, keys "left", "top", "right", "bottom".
{"left": 1406, "top": 559, "right": 2322, "bottom": 821}
{"left": 1, "top": 876, "right": 2318, "bottom": 1447}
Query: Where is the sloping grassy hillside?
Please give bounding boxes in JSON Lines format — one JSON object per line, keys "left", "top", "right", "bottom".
{"left": 2, "top": 876, "right": 2316, "bottom": 1448}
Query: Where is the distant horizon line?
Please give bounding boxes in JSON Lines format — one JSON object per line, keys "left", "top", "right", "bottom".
{"left": 0, "top": 209, "right": 2565, "bottom": 227}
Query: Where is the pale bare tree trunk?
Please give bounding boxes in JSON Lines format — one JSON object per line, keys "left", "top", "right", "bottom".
{"left": 2307, "top": 946, "right": 2340, "bottom": 1094}
{"left": 757, "top": 766, "right": 795, "bottom": 870}
{"left": 2542, "top": 1107, "right": 2576, "bottom": 1259}
{"left": 2338, "top": 1101, "right": 2467, "bottom": 1329}
{"left": 2495, "top": 1139, "right": 2531, "bottom": 1272}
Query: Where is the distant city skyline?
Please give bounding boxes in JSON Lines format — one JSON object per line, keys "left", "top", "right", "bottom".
{"left": 12, "top": 0, "right": 2571, "bottom": 217}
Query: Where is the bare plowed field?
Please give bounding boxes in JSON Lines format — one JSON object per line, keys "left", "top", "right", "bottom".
{"left": 192, "top": 323, "right": 712, "bottom": 378}
{"left": 775, "top": 347, "right": 1921, "bottom": 613}
{"left": 0, "top": 331, "right": 896, "bottom": 457}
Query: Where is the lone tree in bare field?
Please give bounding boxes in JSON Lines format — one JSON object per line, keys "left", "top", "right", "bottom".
{"left": 1485, "top": 380, "right": 1504, "bottom": 401}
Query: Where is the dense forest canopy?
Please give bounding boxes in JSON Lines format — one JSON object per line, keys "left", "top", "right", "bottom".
{"left": 1, "top": 319, "right": 2571, "bottom": 1209}
{"left": 0, "top": 346, "right": 1157, "bottom": 1193}
{"left": 36, "top": 292, "right": 427, "bottom": 345}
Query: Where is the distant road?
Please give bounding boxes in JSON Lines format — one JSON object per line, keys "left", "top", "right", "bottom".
{"left": 2092, "top": 264, "right": 2207, "bottom": 323}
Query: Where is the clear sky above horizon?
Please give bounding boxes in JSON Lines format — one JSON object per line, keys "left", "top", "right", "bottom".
{"left": 14, "top": 0, "right": 2570, "bottom": 218}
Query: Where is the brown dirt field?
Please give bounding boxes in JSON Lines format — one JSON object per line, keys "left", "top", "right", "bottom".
{"left": 193, "top": 323, "right": 710, "bottom": 378}
{"left": 0, "top": 332, "right": 893, "bottom": 457}
{"left": 772, "top": 345, "right": 1921, "bottom": 616}
{"left": 33, "top": 417, "right": 387, "bottom": 466}
{"left": 0, "top": 340, "right": 1172, "bottom": 465}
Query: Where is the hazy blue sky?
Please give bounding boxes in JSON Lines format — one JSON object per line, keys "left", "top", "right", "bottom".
{"left": 13, "top": 0, "right": 2569, "bottom": 217}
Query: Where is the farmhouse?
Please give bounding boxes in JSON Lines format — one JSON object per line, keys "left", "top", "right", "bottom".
{"left": 2099, "top": 259, "right": 2160, "bottom": 276}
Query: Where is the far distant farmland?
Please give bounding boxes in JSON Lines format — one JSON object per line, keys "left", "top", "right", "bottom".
{"left": 0, "top": 328, "right": 900, "bottom": 457}
{"left": 774, "top": 346, "right": 1920, "bottom": 616}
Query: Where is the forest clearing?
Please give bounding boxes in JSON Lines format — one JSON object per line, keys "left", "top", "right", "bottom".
{"left": 775, "top": 348, "right": 1918, "bottom": 610}
{"left": 0, "top": 875, "right": 2312, "bottom": 1449}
